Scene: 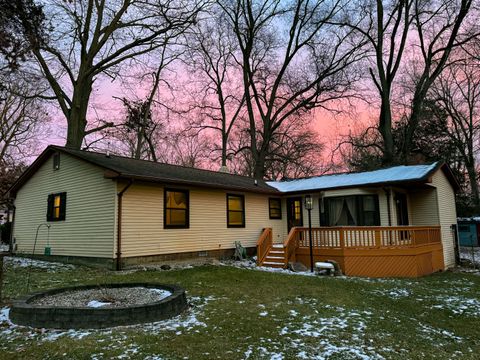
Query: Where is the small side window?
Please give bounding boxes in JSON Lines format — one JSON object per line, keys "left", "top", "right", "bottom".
{"left": 269, "top": 198, "right": 282, "bottom": 219}
{"left": 53, "top": 152, "right": 60, "bottom": 170}
{"left": 47, "top": 192, "right": 67, "bottom": 221}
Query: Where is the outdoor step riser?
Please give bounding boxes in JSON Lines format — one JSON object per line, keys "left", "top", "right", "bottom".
{"left": 262, "top": 263, "right": 285, "bottom": 268}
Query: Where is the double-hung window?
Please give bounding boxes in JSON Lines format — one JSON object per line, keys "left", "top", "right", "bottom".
{"left": 47, "top": 192, "right": 67, "bottom": 221}
{"left": 164, "top": 189, "right": 189, "bottom": 228}
{"left": 227, "top": 194, "right": 245, "bottom": 227}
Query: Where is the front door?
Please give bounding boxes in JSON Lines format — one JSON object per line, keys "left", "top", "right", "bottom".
{"left": 395, "top": 192, "right": 409, "bottom": 226}
{"left": 287, "top": 197, "right": 303, "bottom": 233}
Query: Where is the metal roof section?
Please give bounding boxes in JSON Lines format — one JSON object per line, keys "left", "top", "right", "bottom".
{"left": 267, "top": 163, "right": 439, "bottom": 192}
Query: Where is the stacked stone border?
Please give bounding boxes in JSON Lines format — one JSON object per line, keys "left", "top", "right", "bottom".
{"left": 10, "top": 283, "right": 187, "bottom": 329}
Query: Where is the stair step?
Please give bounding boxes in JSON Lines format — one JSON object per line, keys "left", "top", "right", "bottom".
{"left": 266, "top": 256, "right": 284, "bottom": 260}
{"left": 272, "top": 244, "right": 284, "bottom": 249}
{"left": 269, "top": 249, "right": 285, "bottom": 254}
{"left": 262, "top": 261, "right": 285, "bottom": 268}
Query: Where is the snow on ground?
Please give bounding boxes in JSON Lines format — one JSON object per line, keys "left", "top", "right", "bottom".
{"left": 3, "top": 256, "right": 75, "bottom": 271}
{"left": 0, "top": 296, "right": 214, "bottom": 352}
{"left": 428, "top": 295, "right": 480, "bottom": 317}
{"left": 371, "top": 288, "right": 411, "bottom": 299}
{"left": 87, "top": 300, "right": 112, "bottom": 308}
{"left": 0, "top": 243, "right": 8, "bottom": 252}
{"left": 221, "top": 259, "right": 318, "bottom": 277}
{"left": 460, "top": 246, "right": 480, "bottom": 267}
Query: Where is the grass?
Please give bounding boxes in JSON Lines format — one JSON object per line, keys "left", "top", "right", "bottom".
{"left": 1, "top": 259, "right": 480, "bottom": 359}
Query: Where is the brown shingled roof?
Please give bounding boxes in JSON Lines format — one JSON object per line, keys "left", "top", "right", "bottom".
{"left": 8, "top": 145, "right": 281, "bottom": 196}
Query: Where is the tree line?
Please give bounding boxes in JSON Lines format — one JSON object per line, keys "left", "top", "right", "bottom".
{"left": 1, "top": 0, "right": 480, "bottom": 215}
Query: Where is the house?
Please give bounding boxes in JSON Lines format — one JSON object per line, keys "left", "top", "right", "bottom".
{"left": 7, "top": 145, "right": 459, "bottom": 277}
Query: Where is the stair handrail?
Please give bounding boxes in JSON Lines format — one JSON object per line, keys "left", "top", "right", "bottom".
{"left": 256, "top": 228, "right": 273, "bottom": 265}
{"left": 283, "top": 227, "right": 298, "bottom": 265}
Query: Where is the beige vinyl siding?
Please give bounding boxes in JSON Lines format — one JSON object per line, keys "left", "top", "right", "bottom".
{"left": 13, "top": 153, "right": 116, "bottom": 258}
{"left": 118, "top": 182, "right": 285, "bottom": 257}
{"left": 409, "top": 187, "right": 439, "bottom": 226}
{"left": 432, "top": 170, "right": 457, "bottom": 268}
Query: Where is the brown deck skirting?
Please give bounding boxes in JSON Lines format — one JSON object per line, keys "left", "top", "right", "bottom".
{"left": 295, "top": 243, "right": 444, "bottom": 278}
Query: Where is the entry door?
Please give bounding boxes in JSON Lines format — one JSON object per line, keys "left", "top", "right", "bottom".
{"left": 287, "top": 197, "right": 303, "bottom": 233}
{"left": 395, "top": 192, "right": 409, "bottom": 226}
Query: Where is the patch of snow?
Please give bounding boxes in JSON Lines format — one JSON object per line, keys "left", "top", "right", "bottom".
{"left": 267, "top": 162, "right": 438, "bottom": 192}
{"left": 4, "top": 256, "right": 75, "bottom": 272}
{"left": 429, "top": 295, "right": 480, "bottom": 317}
{"left": 278, "top": 303, "right": 389, "bottom": 359}
{"left": 220, "top": 259, "right": 317, "bottom": 277}
{"left": 87, "top": 300, "right": 112, "bottom": 308}
{"left": 460, "top": 246, "right": 480, "bottom": 267}
{"left": 0, "top": 243, "right": 8, "bottom": 252}
{"left": 372, "top": 288, "right": 411, "bottom": 299}
{"left": 418, "top": 323, "right": 462, "bottom": 342}
{"left": 149, "top": 288, "right": 172, "bottom": 301}
{"left": 259, "top": 311, "right": 268, "bottom": 317}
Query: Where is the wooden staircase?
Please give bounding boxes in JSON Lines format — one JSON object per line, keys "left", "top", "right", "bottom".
{"left": 261, "top": 244, "right": 286, "bottom": 268}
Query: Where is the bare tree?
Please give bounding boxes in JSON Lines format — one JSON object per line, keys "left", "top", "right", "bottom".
{"left": 184, "top": 9, "right": 245, "bottom": 170}
{"left": 0, "top": 78, "right": 47, "bottom": 164}
{"left": 336, "top": 0, "right": 414, "bottom": 165}
{"left": 402, "top": 0, "right": 476, "bottom": 160}
{"left": 18, "top": 0, "right": 204, "bottom": 149}
{"left": 219, "top": 0, "right": 365, "bottom": 178}
{"left": 429, "top": 59, "right": 480, "bottom": 210}
{"left": 157, "top": 130, "right": 212, "bottom": 168}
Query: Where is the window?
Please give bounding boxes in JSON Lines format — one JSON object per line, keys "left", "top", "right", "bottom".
{"left": 53, "top": 152, "right": 60, "bottom": 170}
{"left": 47, "top": 192, "right": 66, "bottom": 221}
{"left": 322, "top": 195, "right": 379, "bottom": 226}
{"left": 269, "top": 198, "right": 282, "bottom": 219}
{"left": 227, "top": 194, "right": 245, "bottom": 227}
{"left": 164, "top": 189, "right": 189, "bottom": 228}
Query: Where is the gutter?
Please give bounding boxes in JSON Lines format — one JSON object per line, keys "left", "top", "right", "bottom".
{"left": 116, "top": 179, "right": 133, "bottom": 271}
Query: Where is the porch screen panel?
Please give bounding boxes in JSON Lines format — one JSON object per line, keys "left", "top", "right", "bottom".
{"left": 323, "top": 195, "right": 380, "bottom": 226}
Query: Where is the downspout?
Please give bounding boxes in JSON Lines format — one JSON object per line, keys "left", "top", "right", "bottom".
{"left": 8, "top": 204, "right": 16, "bottom": 253}
{"left": 116, "top": 179, "right": 133, "bottom": 271}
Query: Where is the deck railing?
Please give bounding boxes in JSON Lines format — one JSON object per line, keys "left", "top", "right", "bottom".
{"left": 292, "top": 226, "right": 442, "bottom": 250}
{"left": 256, "top": 228, "right": 273, "bottom": 265}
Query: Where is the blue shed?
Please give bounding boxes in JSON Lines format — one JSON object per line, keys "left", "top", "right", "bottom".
{"left": 458, "top": 219, "right": 480, "bottom": 247}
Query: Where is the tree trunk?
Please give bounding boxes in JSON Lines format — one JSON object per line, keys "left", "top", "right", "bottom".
{"left": 378, "top": 91, "right": 394, "bottom": 166}
{"left": 402, "top": 90, "right": 425, "bottom": 163}
{"left": 65, "top": 76, "right": 93, "bottom": 149}
{"left": 134, "top": 130, "right": 144, "bottom": 160}
{"left": 253, "top": 150, "right": 266, "bottom": 179}
{"left": 466, "top": 159, "right": 480, "bottom": 211}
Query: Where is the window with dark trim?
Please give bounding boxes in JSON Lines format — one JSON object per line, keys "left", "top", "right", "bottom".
{"left": 164, "top": 189, "right": 189, "bottom": 228}
{"left": 269, "top": 198, "right": 282, "bottom": 219}
{"left": 322, "top": 195, "right": 380, "bottom": 226}
{"left": 227, "top": 194, "right": 245, "bottom": 227}
{"left": 47, "top": 192, "right": 66, "bottom": 221}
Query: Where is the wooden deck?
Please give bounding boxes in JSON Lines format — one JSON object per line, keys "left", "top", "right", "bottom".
{"left": 257, "top": 226, "right": 444, "bottom": 277}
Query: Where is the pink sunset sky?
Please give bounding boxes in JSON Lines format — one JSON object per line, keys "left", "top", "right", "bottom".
{"left": 40, "top": 72, "right": 375, "bottom": 168}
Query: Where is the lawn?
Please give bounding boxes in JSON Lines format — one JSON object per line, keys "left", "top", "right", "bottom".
{"left": 1, "top": 258, "right": 480, "bottom": 360}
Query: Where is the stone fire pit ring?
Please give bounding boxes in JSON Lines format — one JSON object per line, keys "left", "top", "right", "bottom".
{"left": 10, "top": 283, "right": 187, "bottom": 329}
